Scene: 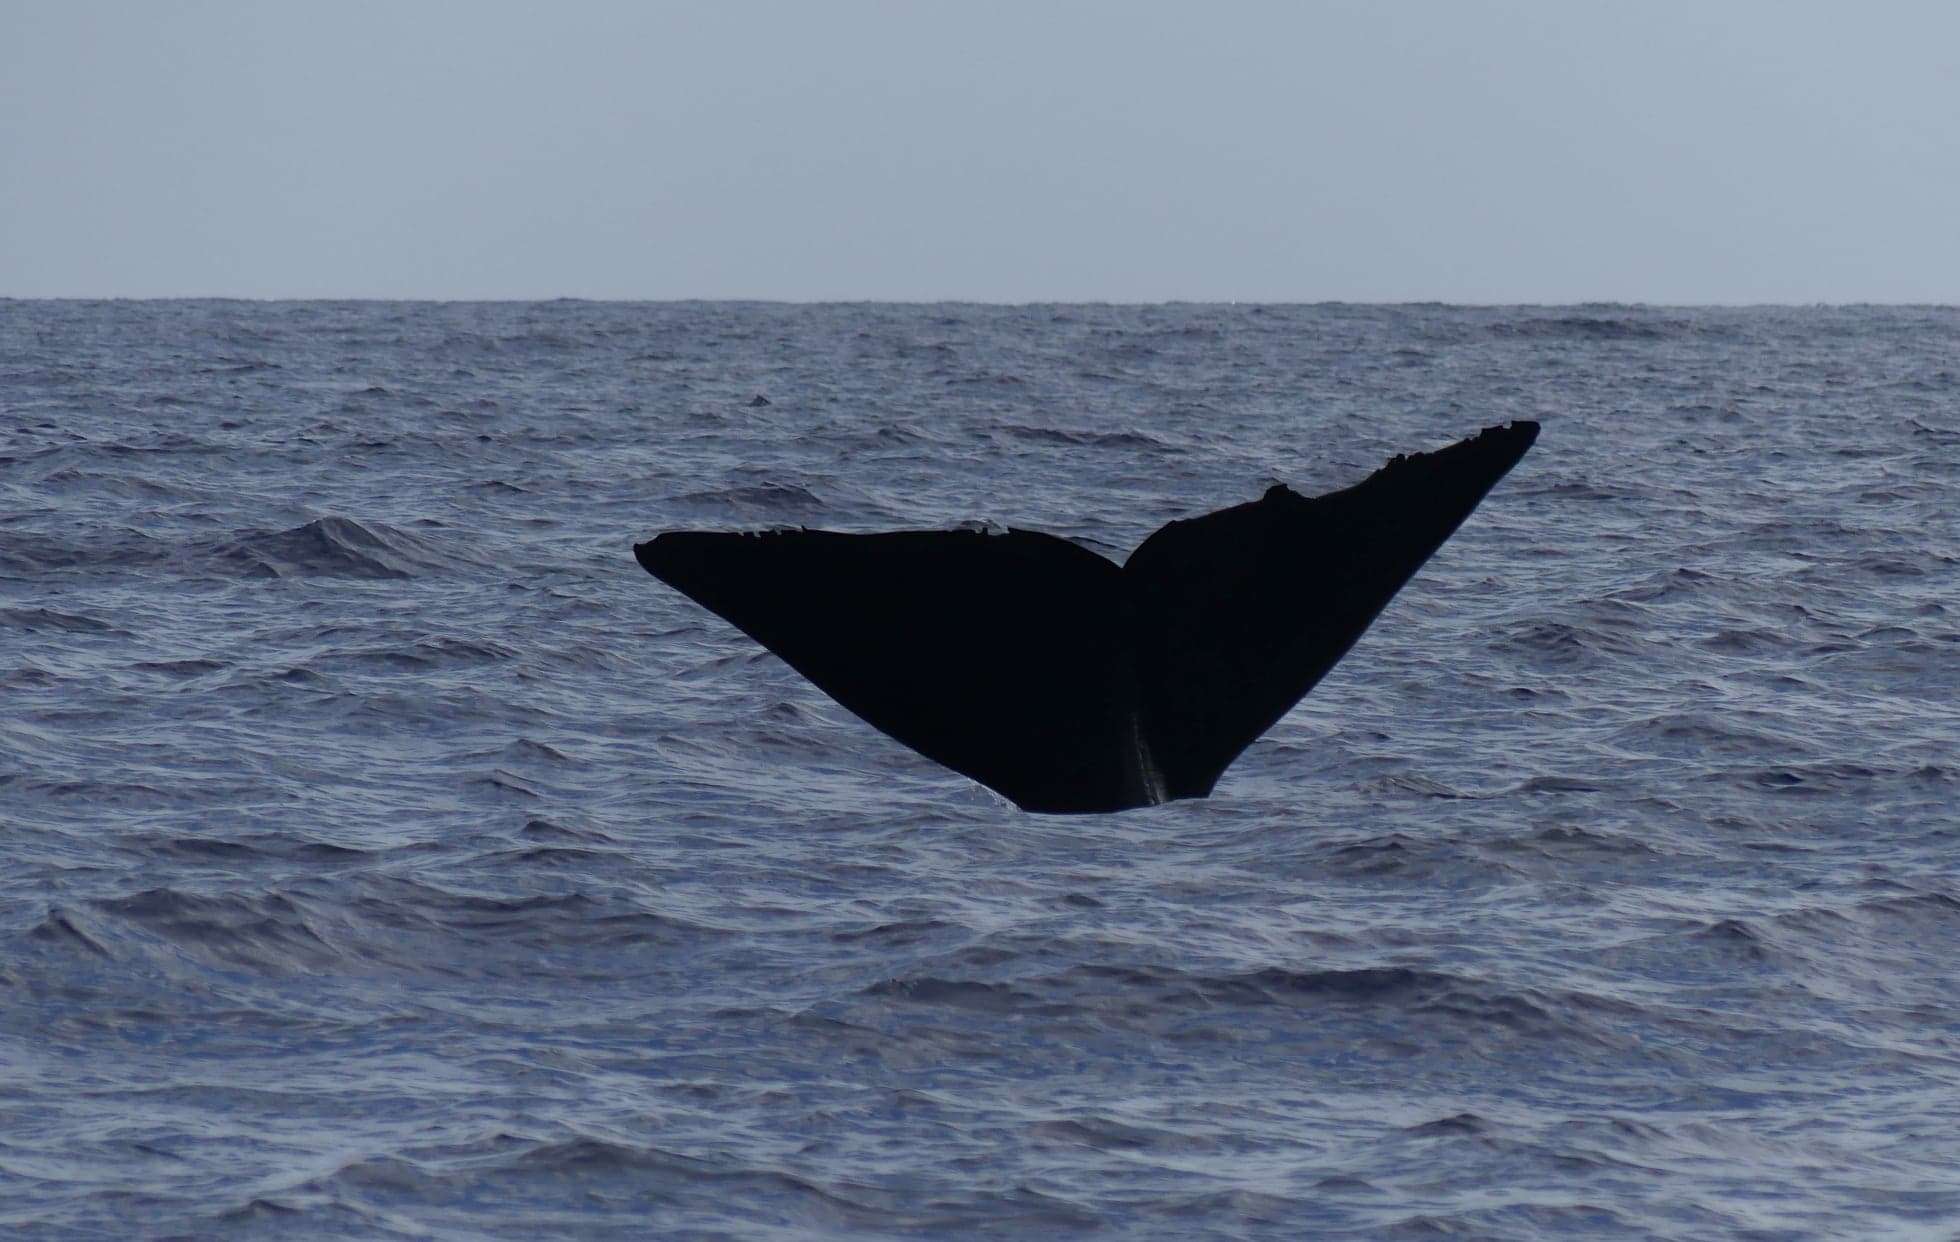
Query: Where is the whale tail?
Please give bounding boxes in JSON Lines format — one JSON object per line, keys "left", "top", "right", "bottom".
{"left": 636, "top": 421, "right": 1538, "bottom": 812}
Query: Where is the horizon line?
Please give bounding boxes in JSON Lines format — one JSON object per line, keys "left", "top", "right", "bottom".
{"left": 5, "top": 295, "right": 1957, "bottom": 310}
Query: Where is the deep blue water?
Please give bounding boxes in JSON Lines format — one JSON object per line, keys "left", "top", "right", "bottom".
{"left": 3, "top": 300, "right": 1958, "bottom": 1239}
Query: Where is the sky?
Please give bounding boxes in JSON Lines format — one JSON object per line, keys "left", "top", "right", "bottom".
{"left": 2, "top": 2, "right": 1956, "bottom": 302}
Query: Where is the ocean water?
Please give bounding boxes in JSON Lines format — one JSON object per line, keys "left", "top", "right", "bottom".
{"left": 2, "top": 300, "right": 1957, "bottom": 1240}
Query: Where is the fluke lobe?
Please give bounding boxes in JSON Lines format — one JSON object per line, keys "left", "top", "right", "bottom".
{"left": 636, "top": 421, "right": 1539, "bottom": 813}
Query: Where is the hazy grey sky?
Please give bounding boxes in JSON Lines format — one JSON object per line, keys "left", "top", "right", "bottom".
{"left": 3, "top": 2, "right": 1955, "bottom": 301}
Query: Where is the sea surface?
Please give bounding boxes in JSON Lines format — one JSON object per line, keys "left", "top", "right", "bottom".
{"left": 2, "top": 300, "right": 1957, "bottom": 1240}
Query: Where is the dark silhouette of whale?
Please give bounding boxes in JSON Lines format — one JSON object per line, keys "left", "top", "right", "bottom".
{"left": 636, "top": 421, "right": 1538, "bottom": 813}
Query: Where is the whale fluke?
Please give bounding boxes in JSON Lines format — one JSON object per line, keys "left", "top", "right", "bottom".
{"left": 636, "top": 420, "right": 1539, "bottom": 813}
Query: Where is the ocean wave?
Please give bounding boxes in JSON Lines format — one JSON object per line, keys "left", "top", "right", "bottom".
{"left": 1494, "top": 618, "right": 1645, "bottom": 665}
{"left": 203, "top": 516, "right": 464, "bottom": 579}
{"left": 670, "top": 481, "right": 829, "bottom": 515}
{"left": 858, "top": 960, "right": 1639, "bottom": 1048}
{"left": 0, "top": 527, "right": 174, "bottom": 575}
{"left": 996, "top": 424, "right": 1182, "bottom": 451}
{"left": 86, "top": 887, "right": 343, "bottom": 971}
{"left": 1489, "top": 315, "right": 1677, "bottom": 341}
{"left": 0, "top": 606, "right": 123, "bottom": 634}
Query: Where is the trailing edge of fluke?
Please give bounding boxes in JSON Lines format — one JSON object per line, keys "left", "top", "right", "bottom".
{"left": 636, "top": 420, "right": 1539, "bottom": 813}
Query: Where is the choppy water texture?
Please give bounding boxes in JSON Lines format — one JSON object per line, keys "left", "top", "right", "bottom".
{"left": 3, "top": 301, "right": 1959, "bottom": 1240}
